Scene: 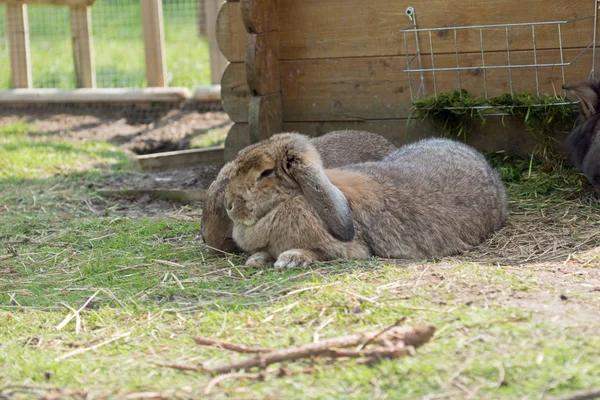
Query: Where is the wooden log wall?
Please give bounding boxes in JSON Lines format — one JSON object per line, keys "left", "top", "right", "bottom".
{"left": 217, "top": 0, "right": 599, "bottom": 159}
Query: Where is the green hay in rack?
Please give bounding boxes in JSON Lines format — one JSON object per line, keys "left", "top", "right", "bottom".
{"left": 412, "top": 90, "right": 579, "bottom": 168}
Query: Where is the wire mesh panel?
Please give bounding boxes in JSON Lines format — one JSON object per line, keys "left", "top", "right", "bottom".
{"left": 0, "top": 0, "right": 210, "bottom": 90}
{"left": 93, "top": 0, "right": 146, "bottom": 88}
{"left": 0, "top": 5, "right": 7, "bottom": 89}
{"left": 400, "top": 2, "right": 599, "bottom": 109}
{"left": 28, "top": 5, "right": 75, "bottom": 89}
{"left": 163, "top": 0, "right": 210, "bottom": 88}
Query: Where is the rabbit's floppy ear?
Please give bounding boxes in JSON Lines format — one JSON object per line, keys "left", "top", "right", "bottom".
{"left": 283, "top": 148, "right": 355, "bottom": 242}
{"left": 563, "top": 81, "right": 599, "bottom": 119}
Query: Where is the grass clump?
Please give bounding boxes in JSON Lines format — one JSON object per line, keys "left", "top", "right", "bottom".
{"left": 1, "top": 121, "right": 599, "bottom": 399}
{"left": 413, "top": 89, "right": 577, "bottom": 139}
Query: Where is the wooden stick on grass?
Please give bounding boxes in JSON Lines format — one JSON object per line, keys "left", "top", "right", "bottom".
{"left": 195, "top": 325, "right": 436, "bottom": 374}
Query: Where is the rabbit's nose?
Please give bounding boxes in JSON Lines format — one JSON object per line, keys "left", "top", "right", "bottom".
{"left": 225, "top": 201, "right": 234, "bottom": 212}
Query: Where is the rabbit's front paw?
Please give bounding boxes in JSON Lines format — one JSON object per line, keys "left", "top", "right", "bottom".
{"left": 274, "top": 249, "right": 316, "bottom": 270}
{"left": 246, "top": 251, "right": 274, "bottom": 267}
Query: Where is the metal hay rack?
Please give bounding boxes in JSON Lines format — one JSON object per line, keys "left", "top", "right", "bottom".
{"left": 400, "top": 2, "right": 600, "bottom": 113}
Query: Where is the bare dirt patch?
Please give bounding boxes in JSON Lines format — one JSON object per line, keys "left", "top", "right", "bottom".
{"left": 99, "top": 165, "right": 223, "bottom": 192}
{"left": 0, "top": 101, "right": 231, "bottom": 155}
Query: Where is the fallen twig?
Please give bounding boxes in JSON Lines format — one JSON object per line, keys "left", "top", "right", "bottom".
{"left": 197, "top": 325, "right": 435, "bottom": 374}
{"left": 193, "top": 336, "right": 272, "bottom": 354}
{"left": 547, "top": 389, "right": 600, "bottom": 400}
{"left": 151, "top": 362, "right": 204, "bottom": 372}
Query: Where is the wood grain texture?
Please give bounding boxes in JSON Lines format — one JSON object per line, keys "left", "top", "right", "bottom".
{"left": 141, "top": 0, "right": 167, "bottom": 87}
{"left": 224, "top": 123, "right": 250, "bottom": 161}
{"left": 280, "top": 48, "right": 592, "bottom": 121}
{"left": 221, "top": 47, "right": 592, "bottom": 123}
{"left": 70, "top": 5, "right": 96, "bottom": 88}
{"left": 216, "top": 1, "right": 247, "bottom": 62}
{"left": 221, "top": 62, "right": 250, "bottom": 122}
{"left": 278, "top": 0, "right": 595, "bottom": 60}
{"left": 240, "top": 0, "right": 277, "bottom": 34}
{"left": 249, "top": 92, "right": 282, "bottom": 142}
{"left": 6, "top": 4, "right": 32, "bottom": 89}
{"left": 246, "top": 31, "right": 280, "bottom": 95}
{"left": 282, "top": 117, "right": 564, "bottom": 157}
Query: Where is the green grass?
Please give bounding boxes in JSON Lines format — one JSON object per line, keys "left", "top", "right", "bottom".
{"left": 1, "top": 122, "right": 599, "bottom": 399}
{"left": 0, "top": 0, "right": 210, "bottom": 89}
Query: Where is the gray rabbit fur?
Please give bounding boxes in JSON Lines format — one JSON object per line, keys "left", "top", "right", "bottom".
{"left": 200, "top": 130, "right": 397, "bottom": 253}
{"left": 563, "top": 80, "right": 600, "bottom": 196}
{"left": 224, "top": 134, "right": 508, "bottom": 269}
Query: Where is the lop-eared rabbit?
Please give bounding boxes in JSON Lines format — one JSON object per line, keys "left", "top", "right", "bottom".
{"left": 562, "top": 80, "right": 600, "bottom": 196}
{"left": 224, "top": 134, "right": 508, "bottom": 269}
{"left": 200, "top": 130, "right": 397, "bottom": 253}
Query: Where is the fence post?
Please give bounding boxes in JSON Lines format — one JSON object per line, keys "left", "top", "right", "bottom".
{"left": 206, "top": 0, "right": 227, "bottom": 85}
{"left": 70, "top": 5, "right": 96, "bottom": 88}
{"left": 6, "top": 4, "right": 32, "bottom": 89}
{"left": 141, "top": 0, "right": 168, "bottom": 87}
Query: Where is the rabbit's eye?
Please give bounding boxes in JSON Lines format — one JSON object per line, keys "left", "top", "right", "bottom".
{"left": 258, "top": 168, "right": 274, "bottom": 180}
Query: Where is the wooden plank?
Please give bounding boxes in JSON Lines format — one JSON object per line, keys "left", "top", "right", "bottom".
{"left": 282, "top": 117, "right": 565, "bottom": 157}
{"left": 240, "top": 0, "right": 277, "bottom": 34}
{"left": 2, "top": 0, "right": 95, "bottom": 5}
{"left": 206, "top": 0, "right": 228, "bottom": 84}
{"left": 246, "top": 31, "right": 279, "bottom": 95}
{"left": 6, "top": 4, "right": 32, "bottom": 89}
{"left": 221, "top": 62, "right": 250, "bottom": 122}
{"left": 279, "top": 48, "right": 593, "bottom": 122}
{"left": 221, "top": 47, "right": 592, "bottom": 123}
{"left": 216, "top": 1, "right": 247, "bottom": 62}
{"left": 70, "top": 5, "right": 96, "bottom": 88}
{"left": 0, "top": 88, "right": 192, "bottom": 103}
{"left": 224, "top": 123, "right": 250, "bottom": 161}
{"left": 141, "top": 0, "right": 167, "bottom": 87}
{"left": 193, "top": 84, "right": 221, "bottom": 100}
{"left": 136, "top": 146, "right": 224, "bottom": 172}
{"left": 249, "top": 92, "right": 282, "bottom": 142}
{"left": 278, "top": 0, "right": 595, "bottom": 60}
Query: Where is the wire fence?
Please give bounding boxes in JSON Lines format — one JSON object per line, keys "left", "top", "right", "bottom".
{"left": 0, "top": 0, "right": 211, "bottom": 90}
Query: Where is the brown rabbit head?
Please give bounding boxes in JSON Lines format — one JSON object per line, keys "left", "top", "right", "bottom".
{"left": 563, "top": 80, "right": 600, "bottom": 123}
{"left": 224, "top": 133, "right": 355, "bottom": 241}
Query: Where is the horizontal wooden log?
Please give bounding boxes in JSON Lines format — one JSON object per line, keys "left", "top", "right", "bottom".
{"left": 1, "top": 0, "right": 94, "bottom": 5}
{"left": 98, "top": 189, "right": 207, "bottom": 202}
{"left": 279, "top": 0, "right": 596, "bottom": 60}
{"left": 280, "top": 48, "right": 592, "bottom": 122}
{"left": 136, "top": 147, "right": 224, "bottom": 172}
{"left": 246, "top": 31, "right": 280, "bottom": 95}
{"left": 221, "top": 62, "right": 250, "bottom": 122}
{"left": 0, "top": 88, "right": 192, "bottom": 103}
{"left": 222, "top": 47, "right": 591, "bottom": 123}
{"left": 193, "top": 84, "right": 222, "bottom": 101}
{"left": 282, "top": 117, "right": 566, "bottom": 157}
{"left": 224, "top": 123, "right": 250, "bottom": 161}
{"left": 216, "top": 1, "right": 247, "bottom": 62}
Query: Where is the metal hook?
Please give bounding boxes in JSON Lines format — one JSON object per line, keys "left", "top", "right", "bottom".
{"left": 405, "top": 6, "right": 415, "bottom": 22}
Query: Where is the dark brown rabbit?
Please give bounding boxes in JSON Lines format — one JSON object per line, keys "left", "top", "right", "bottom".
{"left": 563, "top": 80, "right": 600, "bottom": 196}
{"left": 224, "top": 134, "right": 508, "bottom": 269}
{"left": 200, "top": 130, "right": 397, "bottom": 253}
